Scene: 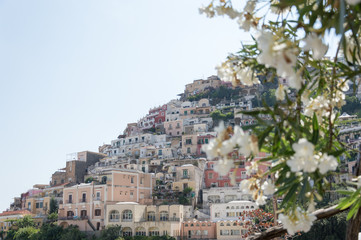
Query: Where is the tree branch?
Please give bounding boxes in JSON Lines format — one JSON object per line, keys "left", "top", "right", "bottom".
{"left": 248, "top": 205, "right": 349, "bottom": 240}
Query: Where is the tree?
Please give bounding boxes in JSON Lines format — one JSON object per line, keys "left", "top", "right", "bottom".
{"left": 59, "top": 225, "right": 87, "bottom": 240}
{"left": 49, "top": 197, "right": 58, "bottom": 215}
{"left": 13, "top": 227, "right": 39, "bottom": 240}
{"left": 98, "top": 224, "right": 122, "bottom": 240}
{"left": 33, "top": 223, "right": 64, "bottom": 240}
{"left": 199, "top": 0, "right": 361, "bottom": 239}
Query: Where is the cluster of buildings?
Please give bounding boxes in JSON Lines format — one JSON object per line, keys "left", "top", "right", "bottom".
{"left": 1, "top": 75, "right": 359, "bottom": 239}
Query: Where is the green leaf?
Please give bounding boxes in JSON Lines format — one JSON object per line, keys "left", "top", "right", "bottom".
{"left": 311, "top": 113, "right": 319, "bottom": 144}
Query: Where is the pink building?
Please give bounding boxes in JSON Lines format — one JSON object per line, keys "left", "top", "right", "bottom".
{"left": 204, "top": 153, "right": 269, "bottom": 188}
{"left": 164, "top": 119, "right": 183, "bottom": 136}
{"left": 58, "top": 169, "right": 153, "bottom": 232}
{"left": 181, "top": 220, "right": 216, "bottom": 239}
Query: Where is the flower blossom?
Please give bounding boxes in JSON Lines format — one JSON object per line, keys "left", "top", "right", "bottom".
{"left": 199, "top": 5, "right": 215, "bottom": 18}
{"left": 214, "top": 158, "right": 235, "bottom": 176}
{"left": 256, "top": 31, "right": 301, "bottom": 90}
{"left": 302, "top": 33, "right": 328, "bottom": 60}
{"left": 345, "top": 0, "right": 361, "bottom": 5}
{"left": 275, "top": 84, "right": 286, "bottom": 101}
{"left": 287, "top": 139, "right": 338, "bottom": 174}
{"left": 261, "top": 179, "right": 276, "bottom": 195}
{"left": 287, "top": 138, "right": 317, "bottom": 173}
{"left": 317, "top": 153, "right": 338, "bottom": 174}
{"left": 216, "top": 61, "right": 259, "bottom": 87}
{"left": 279, "top": 208, "right": 317, "bottom": 235}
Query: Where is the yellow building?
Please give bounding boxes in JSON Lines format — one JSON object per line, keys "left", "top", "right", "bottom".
{"left": 106, "top": 203, "right": 186, "bottom": 238}
{"left": 0, "top": 210, "right": 33, "bottom": 233}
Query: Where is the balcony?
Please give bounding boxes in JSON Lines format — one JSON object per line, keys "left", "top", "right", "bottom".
{"left": 79, "top": 198, "right": 87, "bottom": 203}
{"left": 93, "top": 197, "right": 102, "bottom": 201}
{"left": 58, "top": 216, "right": 89, "bottom": 221}
{"left": 65, "top": 200, "right": 73, "bottom": 204}
{"left": 181, "top": 175, "right": 191, "bottom": 179}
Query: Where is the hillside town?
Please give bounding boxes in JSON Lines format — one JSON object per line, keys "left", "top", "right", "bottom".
{"left": 1, "top": 75, "right": 361, "bottom": 240}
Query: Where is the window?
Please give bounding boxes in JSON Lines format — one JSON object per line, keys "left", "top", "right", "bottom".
{"left": 147, "top": 211, "right": 156, "bottom": 221}
{"left": 81, "top": 193, "right": 86, "bottom": 202}
{"left": 185, "top": 139, "right": 192, "bottom": 145}
{"left": 220, "top": 230, "right": 229, "bottom": 235}
{"left": 131, "top": 177, "right": 134, "bottom": 183}
{"left": 208, "top": 173, "right": 213, "bottom": 179}
{"left": 158, "top": 150, "right": 162, "bottom": 155}
{"left": 80, "top": 210, "right": 87, "bottom": 217}
{"left": 67, "top": 211, "right": 74, "bottom": 218}
{"left": 109, "top": 210, "right": 120, "bottom": 222}
{"left": 96, "top": 192, "right": 101, "bottom": 200}
{"left": 68, "top": 195, "right": 72, "bottom": 204}
{"left": 184, "top": 111, "right": 188, "bottom": 115}
{"left": 149, "top": 228, "right": 160, "bottom": 236}
{"left": 205, "top": 138, "right": 209, "bottom": 144}
{"left": 203, "top": 230, "right": 208, "bottom": 235}
{"left": 136, "top": 227, "right": 146, "bottom": 236}
{"left": 130, "top": 191, "right": 134, "bottom": 198}
{"left": 160, "top": 211, "right": 169, "bottom": 221}
{"left": 122, "top": 227, "right": 133, "bottom": 237}
{"left": 95, "top": 209, "right": 101, "bottom": 216}
{"left": 135, "top": 227, "right": 146, "bottom": 236}
{"left": 187, "top": 147, "right": 191, "bottom": 153}
{"left": 122, "top": 210, "right": 133, "bottom": 222}
{"left": 183, "top": 169, "right": 188, "bottom": 177}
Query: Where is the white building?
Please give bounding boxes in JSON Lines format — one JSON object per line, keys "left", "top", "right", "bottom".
{"left": 210, "top": 201, "right": 258, "bottom": 221}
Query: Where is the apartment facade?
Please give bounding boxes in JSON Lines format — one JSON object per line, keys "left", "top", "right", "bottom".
{"left": 105, "top": 203, "right": 185, "bottom": 238}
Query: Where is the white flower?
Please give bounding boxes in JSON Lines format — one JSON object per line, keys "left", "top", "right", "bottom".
{"left": 214, "top": 158, "right": 235, "bottom": 176}
{"left": 346, "top": 0, "right": 361, "bottom": 5}
{"left": 246, "top": 161, "right": 258, "bottom": 175}
{"left": 244, "top": 0, "right": 257, "bottom": 13}
{"left": 240, "top": 179, "right": 251, "bottom": 194}
{"left": 261, "top": 179, "right": 276, "bottom": 195}
{"left": 275, "top": 84, "right": 286, "bottom": 101}
{"left": 287, "top": 138, "right": 317, "bottom": 173}
{"left": 237, "top": 132, "right": 259, "bottom": 157}
{"left": 302, "top": 33, "right": 328, "bottom": 60}
{"left": 201, "top": 139, "right": 218, "bottom": 160}
{"left": 199, "top": 5, "right": 215, "bottom": 18}
{"left": 256, "top": 194, "right": 267, "bottom": 205}
{"left": 279, "top": 208, "right": 317, "bottom": 235}
{"left": 256, "top": 31, "right": 275, "bottom": 67}
{"left": 235, "top": 66, "right": 259, "bottom": 86}
{"left": 288, "top": 72, "right": 302, "bottom": 90}
{"left": 219, "top": 138, "right": 236, "bottom": 156}
{"left": 318, "top": 153, "right": 338, "bottom": 174}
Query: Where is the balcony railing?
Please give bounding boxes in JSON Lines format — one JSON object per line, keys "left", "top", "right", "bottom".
{"left": 65, "top": 200, "right": 73, "bottom": 204}
{"left": 93, "top": 197, "right": 102, "bottom": 201}
{"left": 181, "top": 175, "right": 191, "bottom": 179}
{"left": 79, "top": 198, "right": 87, "bottom": 203}
{"left": 59, "top": 216, "right": 89, "bottom": 221}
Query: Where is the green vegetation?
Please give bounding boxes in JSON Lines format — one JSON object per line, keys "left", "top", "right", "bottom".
{"left": 187, "top": 86, "right": 248, "bottom": 104}
{"left": 342, "top": 95, "right": 361, "bottom": 117}
{"left": 210, "top": 109, "right": 234, "bottom": 121}
{"left": 49, "top": 198, "right": 58, "bottom": 215}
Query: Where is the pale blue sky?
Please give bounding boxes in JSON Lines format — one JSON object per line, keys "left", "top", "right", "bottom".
{"left": 0, "top": 0, "right": 252, "bottom": 211}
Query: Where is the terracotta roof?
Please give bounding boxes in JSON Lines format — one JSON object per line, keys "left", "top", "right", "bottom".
{"left": 0, "top": 210, "right": 32, "bottom": 217}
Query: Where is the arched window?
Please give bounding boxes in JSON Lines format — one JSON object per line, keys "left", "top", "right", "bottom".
{"left": 109, "top": 210, "right": 120, "bottom": 222}
{"left": 122, "top": 227, "right": 132, "bottom": 237}
{"left": 149, "top": 227, "right": 159, "bottom": 236}
{"left": 147, "top": 211, "right": 156, "bottom": 221}
{"left": 67, "top": 211, "right": 74, "bottom": 219}
{"left": 135, "top": 227, "right": 146, "bottom": 236}
{"left": 122, "top": 210, "right": 133, "bottom": 222}
{"left": 160, "top": 211, "right": 168, "bottom": 221}
{"left": 220, "top": 222, "right": 224, "bottom": 226}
